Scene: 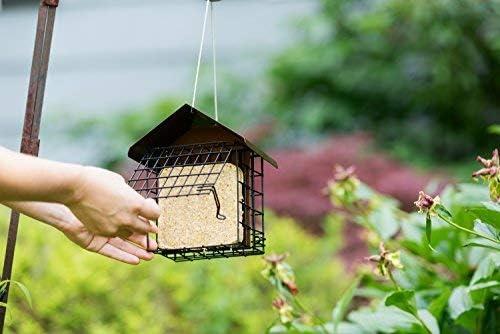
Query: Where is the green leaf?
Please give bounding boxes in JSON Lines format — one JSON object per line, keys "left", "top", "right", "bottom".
{"left": 385, "top": 291, "right": 439, "bottom": 333}
{"left": 268, "top": 324, "right": 287, "bottom": 334}
{"left": 463, "top": 238, "right": 500, "bottom": 251}
{"left": 0, "top": 280, "right": 32, "bottom": 309}
{"left": 470, "top": 254, "right": 500, "bottom": 285}
{"left": 425, "top": 214, "right": 436, "bottom": 252}
{"left": 448, "top": 282, "right": 498, "bottom": 320}
{"left": 348, "top": 306, "right": 419, "bottom": 333}
{"left": 448, "top": 286, "right": 472, "bottom": 320}
{"left": 465, "top": 203, "right": 500, "bottom": 230}
{"left": 332, "top": 322, "right": 368, "bottom": 334}
{"left": 8, "top": 280, "right": 32, "bottom": 309}
{"left": 482, "top": 201, "right": 500, "bottom": 213}
{"left": 289, "top": 322, "right": 319, "bottom": 333}
{"left": 417, "top": 309, "right": 440, "bottom": 334}
{"left": 473, "top": 220, "right": 499, "bottom": 241}
{"left": 488, "top": 124, "right": 500, "bottom": 135}
{"left": 455, "top": 184, "right": 491, "bottom": 205}
{"left": 468, "top": 280, "right": 499, "bottom": 291}
{"left": 368, "top": 204, "right": 400, "bottom": 240}
{"left": 428, "top": 288, "right": 451, "bottom": 319}
{"left": 435, "top": 204, "right": 452, "bottom": 221}
{"left": 385, "top": 290, "right": 417, "bottom": 317}
{"left": 332, "top": 276, "right": 360, "bottom": 333}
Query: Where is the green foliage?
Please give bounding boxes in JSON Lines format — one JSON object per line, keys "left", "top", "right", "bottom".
{"left": 489, "top": 125, "right": 500, "bottom": 136}
{"left": 331, "top": 277, "right": 360, "bottom": 333}
{"left": 267, "top": 0, "right": 500, "bottom": 161}
{"left": 0, "top": 280, "right": 32, "bottom": 310}
{"left": 56, "top": 0, "right": 500, "bottom": 169}
{"left": 0, "top": 211, "right": 347, "bottom": 333}
{"left": 264, "top": 163, "right": 500, "bottom": 333}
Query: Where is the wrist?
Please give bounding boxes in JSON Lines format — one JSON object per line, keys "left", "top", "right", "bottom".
{"left": 60, "top": 164, "right": 87, "bottom": 207}
{"left": 48, "top": 204, "right": 80, "bottom": 234}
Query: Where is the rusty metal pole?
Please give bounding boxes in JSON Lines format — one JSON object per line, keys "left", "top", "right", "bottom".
{"left": 0, "top": 0, "right": 59, "bottom": 330}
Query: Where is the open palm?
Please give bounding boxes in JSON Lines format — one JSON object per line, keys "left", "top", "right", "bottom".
{"left": 62, "top": 215, "right": 157, "bottom": 265}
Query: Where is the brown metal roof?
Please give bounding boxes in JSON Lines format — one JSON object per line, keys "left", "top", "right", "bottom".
{"left": 128, "top": 103, "right": 278, "bottom": 168}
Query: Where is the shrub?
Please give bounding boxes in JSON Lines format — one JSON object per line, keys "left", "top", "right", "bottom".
{"left": 267, "top": 0, "right": 500, "bottom": 162}
{"left": 0, "top": 211, "right": 347, "bottom": 333}
{"left": 263, "top": 149, "right": 500, "bottom": 333}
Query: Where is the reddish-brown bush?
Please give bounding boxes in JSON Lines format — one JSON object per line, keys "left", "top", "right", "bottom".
{"left": 264, "top": 133, "right": 449, "bottom": 231}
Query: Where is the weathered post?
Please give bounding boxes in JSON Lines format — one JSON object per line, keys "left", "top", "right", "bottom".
{"left": 0, "top": 0, "right": 59, "bottom": 330}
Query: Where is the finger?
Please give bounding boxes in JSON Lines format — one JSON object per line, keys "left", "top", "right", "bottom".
{"left": 128, "top": 216, "right": 158, "bottom": 235}
{"left": 98, "top": 244, "right": 140, "bottom": 265}
{"left": 127, "top": 233, "right": 158, "bottom": 251}
{"left": 109, "top": 238, "right": 154, "bottom": 261}
{"left": 137, "top": 198, "right": 161, "bottom": 221}
{"left": 85, "top": 235, "right": 109, "bottom": 253}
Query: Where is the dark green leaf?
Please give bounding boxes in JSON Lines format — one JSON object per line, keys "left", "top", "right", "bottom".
{"left": 465, "top": 203, "right": 500, "bottom": 230}
{"left": 425, "top": 214, "right": 436, "bottom": 252}
{"left": 435, "top": 204, "right": 453, "bottom": 221}
{"left": 385, "top": 290, "right": 418, "bottom": 317}
{"left": 428, "top": 288, "right": 451, "bottom": 318}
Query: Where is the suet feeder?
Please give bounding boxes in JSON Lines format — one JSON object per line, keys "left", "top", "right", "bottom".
{"left": 128, "top": 104, "right": 278, "bottom": 262}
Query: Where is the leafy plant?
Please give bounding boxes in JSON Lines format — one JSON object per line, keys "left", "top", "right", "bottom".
{"left": 0, "top": 211, "right": 349, "bottom": 333}
{"left": 0, "top": 279, "right": 32, "bottom": 324}
{"left": 266, "top": 0, "right": 500, "bottom": 162}
{"left": 264, "top": 149, "right": 500, "bottom": 333}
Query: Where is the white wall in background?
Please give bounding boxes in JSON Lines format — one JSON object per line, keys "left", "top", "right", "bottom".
{"left": 0, "top": 0, "right": 317, "bottom": 161}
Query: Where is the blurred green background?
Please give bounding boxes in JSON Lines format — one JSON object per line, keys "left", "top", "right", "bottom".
{"left": 1, "top": 0, "right": 499, "bottom": 332}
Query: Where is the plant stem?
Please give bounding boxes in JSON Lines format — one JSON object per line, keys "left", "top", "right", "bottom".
{"left": 387, "top": 270, "right": 401, "bottom": 291}
{"left": 293, "top": 298, "right": 329, "bottom": 334}
{"left": 438, "top": 214, "right": 500, "bottom": 244}
{"left": 415, "top": 314, "right": 432, "bottom": 334}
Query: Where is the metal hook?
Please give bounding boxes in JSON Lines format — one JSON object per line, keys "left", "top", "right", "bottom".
{"left": 197, "top": 185, "right": 226, "bottom": 220}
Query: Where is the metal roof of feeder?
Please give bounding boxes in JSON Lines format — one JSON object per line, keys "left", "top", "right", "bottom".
{"left": 128, "top": 103, "right": 278, "bottom": 168}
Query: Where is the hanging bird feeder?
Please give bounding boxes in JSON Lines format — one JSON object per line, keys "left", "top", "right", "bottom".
{"left": 128, "top": 105, "right": 278, "bottom": 261}
{"left": 127, "top": 0, "right": 279, "bottom": 261}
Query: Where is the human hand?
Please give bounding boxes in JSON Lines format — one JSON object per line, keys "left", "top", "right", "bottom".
{"left": 67, "top": 167, "right": 159, "bottom": 238}
{"left": 61, "top": 207, "right": 158, "bottom": 265}
{"left": 1, "top": 201, "right": 157, "bottom": 264}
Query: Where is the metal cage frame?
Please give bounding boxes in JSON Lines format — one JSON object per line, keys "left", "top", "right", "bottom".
{"left": 128, "top": 141, "right": 265, "bottom": 262}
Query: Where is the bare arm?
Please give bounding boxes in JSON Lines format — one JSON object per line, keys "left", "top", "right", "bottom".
{"left": 0, "top": 146, "right": 80, "bottom": 203}
{"left": 0, "top": 146, "right": 159, "bottom": 239}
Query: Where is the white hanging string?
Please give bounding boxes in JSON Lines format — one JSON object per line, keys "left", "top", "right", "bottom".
{"left": 192, "top": 0, "right": 219, "bottom": 121}
{"left": 192, "top": 0, "right": 210, "bottom": 108}
{"left": 211, "top": 1, "right": 219, "bottom": 121}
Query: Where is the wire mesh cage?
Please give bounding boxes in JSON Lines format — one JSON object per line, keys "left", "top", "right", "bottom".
{"left": 128, "top": 141, "right": 265, "bottom": 262}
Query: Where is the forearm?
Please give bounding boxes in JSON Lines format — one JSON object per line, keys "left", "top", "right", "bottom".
{"left": 0, "top": 146, "right": 82, "bottom": 204}
{"left": 2, "top": 201, "right": 73, "bottom": 233}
